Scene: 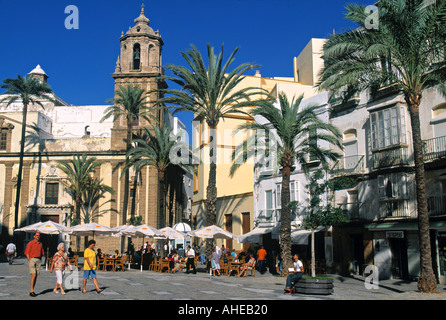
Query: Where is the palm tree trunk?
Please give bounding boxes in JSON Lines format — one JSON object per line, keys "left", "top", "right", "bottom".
{"left": 311, "top": 229, "right": 316, "bottom": 278}
{"left": 280, "top": 165, "right": 292, "bottom": 276}
{"left": 158, "top": 170, "right": 166, "bottom": 257}
{"left": 158, "top": 170, "right": 166, "bottom": 229}
{"left": 121, "top": 119, "right": 132, "bottom": 253}
{"left": 205, "top": 126, "right": 218, "bottom": 265}
{"left": 408, "top": 101, "right": 437, "bottom": 293}
{"left": 14, "top": 101, "right": 28, "bottom": 230}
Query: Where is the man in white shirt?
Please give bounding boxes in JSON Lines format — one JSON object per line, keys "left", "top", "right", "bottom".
{"left": 185, "top": 245, "right": 196, "bottom": 274}
{"left": 284, "top": 253, "right": 304, "bottom": 292}
{"left": 6, "top": 242, "right": 17, "bottom": 265}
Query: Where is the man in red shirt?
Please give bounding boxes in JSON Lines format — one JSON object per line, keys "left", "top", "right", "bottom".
{"left": 24, "top": 232, "right": 45, "bottom": 297}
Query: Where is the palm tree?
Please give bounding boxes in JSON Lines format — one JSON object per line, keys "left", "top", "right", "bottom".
{"left": 0, "top": 75, "right": 53, "bottom": 230}
{"left": 157, "top": 43, "right": 266, "bottom": 260}
{"left": 126, "top": 124, "right": 194, "bottom": 229}
{"left": 101, "top": 84, "right": 155, "bottom": 232}
{"left": 80, "top": 177, "right": 116, "bottom": 224}
{"left": 317, "top": 0, "right": 446, "bottom": 293}
{"left": 231, "top": 92, "right": 342, "bottom": 275}
{"left": 57, "top": 155, "right": 104, "bottom": 226}
{"left": 126, "top": 124, "right": 194, "bottom": 257}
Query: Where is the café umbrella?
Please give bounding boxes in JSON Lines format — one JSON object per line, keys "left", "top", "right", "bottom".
{"left": 156, "top": 227, "right": 190, "bottom": 240}
{"left": 69, "top": 222, "right": 114, "bottom": 238}
{"left": 189, "top": 225, "right": 238, "bottom": 240}
{"left": 120, "top": 224, "right": 165, "bottom": 271}
{"left": 15, "top": 220, "right": 71, "bottom": 235}
{"left": 15, "top": 221, "right": 71, "bottom": 270}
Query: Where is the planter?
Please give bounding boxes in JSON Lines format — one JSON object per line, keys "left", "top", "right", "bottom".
{"left": 294, "top": 278, "right": 334, "bottom": 295}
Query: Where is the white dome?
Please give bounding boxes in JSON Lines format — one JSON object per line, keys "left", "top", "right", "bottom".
{"left": 173, "top": 222, "right": 191, "bottom": 233}
{"left": 28, "top": 64, "right": 47, "bottom": 76}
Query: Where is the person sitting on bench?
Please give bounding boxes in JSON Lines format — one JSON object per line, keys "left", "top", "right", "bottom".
{"left": 284, "top": 254, "right": 304, "bottom": 292}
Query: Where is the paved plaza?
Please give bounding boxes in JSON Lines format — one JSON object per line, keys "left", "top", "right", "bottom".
{"left": 1, "top": 257, "right": 446, "bottom": 302}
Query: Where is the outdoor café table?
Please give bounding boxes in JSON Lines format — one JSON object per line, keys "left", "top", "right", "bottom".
{"left": 104, "top": 257, "right": 120, "bottom": 271}
{"left": 228, "top": 261, "right": 242, "bottom": 276}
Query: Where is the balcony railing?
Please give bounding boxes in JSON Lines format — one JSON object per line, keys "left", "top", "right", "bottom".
{"left": 332, "top": 155, "right": 365, "bottom": 175}
{"left": 338, "top": 202, "right": 360, "bottom": 220}
{"left": 255, "top": 208, "right": 303, "bottom": 224}
{"left": 372, "top": 147, "right": 410, "bottom": 169}
{"left": 378, "top": 199, "right": 412, "bottom": 219}
{"left": 428, "top": 195, "right": 446, "bottom": 216}
{"left": 423, "top": 136, "right": 446, "bottom": 162}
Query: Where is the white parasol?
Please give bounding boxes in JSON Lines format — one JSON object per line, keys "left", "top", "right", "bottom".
{"left": 15, "top": 220, "right": 71, "bottom": 234}
{"left": 69, "top": 222, "right": 114, "bottom": 238}
{"left": 189, "top": 225, "right": 238, "bottom": 240}
{"left": 156, "top": 227, "right": 191, "bottom": 240}
{"left": 119, "top": 224, "right": 165, "bottom": 272}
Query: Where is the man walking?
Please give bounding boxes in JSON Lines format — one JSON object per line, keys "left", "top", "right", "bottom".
{"left": 185, "top": 245, "right": 196, "bottom": 274}
{"left": 5, "top": 241, "right": 16, "bottom": 265}
{"left": 24, "top": 232, "right": 45, "bottom": 297}
{"left": 256, "top": 245, "right": 267, "bottom": 274}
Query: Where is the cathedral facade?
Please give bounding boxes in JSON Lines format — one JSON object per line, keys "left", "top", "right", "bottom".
{"left": 0, "top": 5, "right": 186, "bottom": 253}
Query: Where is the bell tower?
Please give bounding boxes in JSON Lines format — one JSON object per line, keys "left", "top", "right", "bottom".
{"left": 111, "top": 3, "right": 166, "bottom": 150}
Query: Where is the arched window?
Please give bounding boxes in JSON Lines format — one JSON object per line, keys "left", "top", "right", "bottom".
{"left": 431, "top": 103, "right": 446, "bottom": 138}
{"left": 133, "top": 43, "right": 141, "bottom": 70}
{"left": 148, "top": 44, "right": 154, "bottom": 66}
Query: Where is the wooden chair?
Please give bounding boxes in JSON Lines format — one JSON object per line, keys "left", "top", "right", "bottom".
{"left": 219, "top": 259, "right": 228, "bottom": 275}
{"left": 69, "top": 255, "right": 79, "bottom": 268}
{"left": 115, "top": 256, "right": 127, "bottom": 272}
{"left": 178, "top": 260, "right": 186, "bottom": 273}
{"left": 150, "top": 258, "right": 161, "bottom": 272}
{"left": 245, "top": 260, "right": 256, "bottom": 277}
{"left": 97, "top": 257, "right": 105, "bottom": 271}
{"left": 159, "top": 259, "right": 170, "bottom": 273}
{"left": 194, "top": 256, "right": 199, "bottom": 269}
{"left": 104, "top": 257, "right": 115, "bottom": 271}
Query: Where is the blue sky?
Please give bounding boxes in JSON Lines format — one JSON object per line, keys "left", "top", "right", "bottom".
{"left": 0, "top": 0, "right": 371, "bottom": 134}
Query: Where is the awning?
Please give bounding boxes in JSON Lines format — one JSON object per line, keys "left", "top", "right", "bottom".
{"left": 291, "top": 226, "right": 326, "bottom": 245}
{"left": 238, "top": 227, "right": 272, "bottom": 243}
{"left": 365, "top": 221, "right": 418, "bottom": 231}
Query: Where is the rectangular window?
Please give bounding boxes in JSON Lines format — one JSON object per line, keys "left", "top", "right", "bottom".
{"left": 370, "top": 106, "right": 407, "bottom": 150}
{"left": 276, "top": 184, "right": 281, "bottom": 208}
{"left": 265, "top": 190, "right": 273, "bottom": 218}
{"left": 0, "top": 131, "right": 7, "bottom": 151}
{"left": 45, "top": 183, "right": 59, "bottom": 205}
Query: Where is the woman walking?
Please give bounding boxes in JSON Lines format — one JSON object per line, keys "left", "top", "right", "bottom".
{"left": 50, "top": 242, "right": 72, "bottom": 295}
{"left": 82, "top": 240, "right": 103, "bottom": 294}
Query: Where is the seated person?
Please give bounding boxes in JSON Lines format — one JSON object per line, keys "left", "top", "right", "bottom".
{"left": 284, "top": 254, "right": 304, "bottom": 292}
{"left": 96, "top": 248, "right": 104, "bottom": 259}
{"left": 114, "top": 250, "right": 122, "bottom": 258}
{"left": 236, "top": 254, "right": 256, "bottom": 277}
{"left": 172, "top": 252, "right": 182, "bottom": 272}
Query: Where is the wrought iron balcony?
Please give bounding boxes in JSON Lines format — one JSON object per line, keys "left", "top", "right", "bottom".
{"left": 331, "top": 155, "right": 365, "bottom": 175}
{"left": 423, "top": 136, "right": 446, "bottom": 162}
{"left": 378, "top": 199, "right": 413, "bottom": 219}
{"left": 428, "top": 195, "right": 446, "bottom": 216}
{"left": 372, "top": 147, "right": 410, "bottom": 169}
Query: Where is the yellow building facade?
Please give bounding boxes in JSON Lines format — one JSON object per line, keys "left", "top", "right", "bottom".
{"left": 191, "top": 38, "right": 326, "bottom": 251}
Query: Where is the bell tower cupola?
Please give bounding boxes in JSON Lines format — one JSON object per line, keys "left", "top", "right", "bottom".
{"left": 110, "top": 3, "right": 167, "bottom": 151}
{"left": 113, "top": 2, "right": 163, "bottom": 75}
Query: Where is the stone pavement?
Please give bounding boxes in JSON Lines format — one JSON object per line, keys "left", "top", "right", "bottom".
{"left": 1, "top": 257, "right": 445, "bottom": 301}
